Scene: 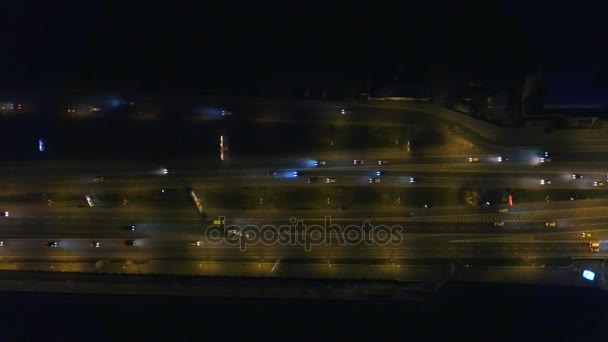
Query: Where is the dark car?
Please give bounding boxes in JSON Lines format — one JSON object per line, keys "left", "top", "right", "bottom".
{"left": 307, "top": 177, "right": 319, "bottom": 183}
{"left": 265, "top": 170, "right": 277, "bottom": 176}
{"left": 125, "top": 239, "right": 136, "bottom": 246}
{"left": 128, "top": 225, "right": 136, "bottom": 231}
{"left": 46, "top": 241, "right": 59, "bottom": 247}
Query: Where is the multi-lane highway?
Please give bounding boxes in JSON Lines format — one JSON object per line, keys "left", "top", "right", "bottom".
{"left": 2, "top": 98, "right": 608, "bottom": 283}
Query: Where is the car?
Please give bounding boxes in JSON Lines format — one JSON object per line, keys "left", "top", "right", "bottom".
{"left": 369, "top": 178, "right": 381, "bottom": 183}
{"left": 221, "top": 110, "right": 232, "bottom": 116}
{"left": 85, "top": 194, "right": 94, "bottom": 207}
{"left": 129, "top": 225, "right": 136, "bottom": 231}
{"left": 375, "top": 171, "right": 384, "bottom": 176}
{"left": 582, "top": 232, "right": 592, "bottom": 238}
{"left": 314, "top": 160, "right": 326, "bottom": 166}
{"left": 497, "top": 156, "right": 503, "bottom": 162}
{"left": 340, "top": 109, "right": 350, "bottom": 115}
{"left": 498, "top": 208, "right": 509, "bottom": 213}
{"left": 540, "top": 157, "right": 551, "bottom": 162}
{"left": 409, "top": 177, "right": 416, "bottom": 183}
{"left": 2, "top": 211, "right": 8, "bottom": 217}
{"left": 545, "top": 222, "right": 556, "bottom": 227}
{"left": 190, "top": 241, "right": 203, "bottom": 246}
{"left": 90, "top": 241, "right": 100, "bottom": 248}
{"left": 93, "top": 176, "right": 105, "bottom": 182}
{"left": 589, "top": 247, "right": 600, "bottom": 253}
{"left": 265, "top": 170, "right": 277, "bottom": 176}
{"left": 378, "top": 160, "right": 387, "bottom": 165}
{"left": 227, "top": 229, "right": 250, "bottom": 238}
{"left": 46, "top": 241, "right": 59, "bottom": 247}
{"left": 0, "top": 241, "right": 4, "bottom": 247}
{"left": 161, "top": 168, "right": 169, "bottom": 175}
{"left": 293, "top": 171, "right": 302, "bottom": 177}
{"left": 594, "top": 181, "right": 605, "bottom": 187}
{"left": 353, "top": 160, "right": 363, "bottom": 165}
{"left": 307, "top": 177, "right": 318, "bottom": 183}
{"left": 572, "top": 174, "right": 583, "bottom": 179}
{"left": 125, "top": 239, "right": 136, "bottom": 246}
{"left": 540, "top": 179, "right": 551, "bottom": 185}
{"left": 468, "top": 157, "right": 479, "bottom": 163}
{"left": 494, "top": 222, "right": 505, "bottom": 227}
{"left": 326, "top": 177, "right": 336, "bottom": 183}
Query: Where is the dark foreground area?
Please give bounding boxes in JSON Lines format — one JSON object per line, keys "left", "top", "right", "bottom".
{"left": 0, "top": 278, "right": 607, "bottom": 340}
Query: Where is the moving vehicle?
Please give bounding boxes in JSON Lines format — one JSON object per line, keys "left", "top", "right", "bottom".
{"left": 93, "top": 176, "right": 105, "bottom": 182}
{"left": 326, "top": 177, "right": 336, "bottom": 183}
{"left": 125, "top": 240, "right": 136, "bottom": 246}
{"left": 221, "top": 110, "right": 232, "bottom": 116}
{"left": 375, "top": 171, "right": 384, "bottom": 176}
{"left": 589, "top": 242, "right": 600, "bottom": 253}
{"left": 265, "top": 170, "right": 277, "bottom": 176}
{"left": 494, "top": 222, "right": 505, "bottom": 227}
{"left": 90, "top": 241, "right": 100, "bottom": 248}
{"left": 293, "top": 171, "right": 302, "bottom": 177}
{"left": 378, "top": 160, "right": 387, "bottom": 165}
{"left": 85, "top": 195, "right": 94, "bottom": 207}
{"left": 545, "top": 222, "right": 556, "bottom": 227}
{"left": 409, "top": 177, "right": 416, "bottom": 183}
{"left": 129, "top": 225, "right": 136, "bottom": 231}
{"left": 369, "top": 178, "right": 381, "bottom": 183}
{"left": 498, "top": 208, "right": 509, "bottom": 213}
{"left": 46, "top": 241, "right": 59, "bottom": 247}
{"left": 468, "top": 157, "right": 479, "bottom": 163}
{"left": 593, "top": 181, "right": 605, "bottom": 187}
{"left": 228, "top": 228, "right": 250, "bottom": 238}
{"left": 353, "top": 160, "right": 363, "bottom": 165}
{"left": 540, "top": 179, "right": 551, "bottom": 185}
{"left": 2, "top": 211, "right": 8, "bottom": 217}
{"left": 314, "top": 160, "right": 326, "bottom": 166}
{"left": 572, "top": 174, "right": 583, "bottom": 179}
{"left": 213, "top": 217, "right": 224, "bottom": 225}
{"left": 582, "top": 232, "right": 592, "bottom": 238}
{"left": 0, "top": 241, "right": 4, "bottom": 247}
{"left": 190, "top": 241, "right": 203, "bottom": 246}
{"left": 307, "top": 177, "right": 318, "bottom": 183}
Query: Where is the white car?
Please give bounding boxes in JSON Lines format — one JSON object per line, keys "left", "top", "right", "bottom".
{"left": 540, "top": 179, "right": 551, "bottom": 185}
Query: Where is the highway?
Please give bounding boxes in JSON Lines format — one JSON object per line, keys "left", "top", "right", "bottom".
{"left": 2, "top": 97, "right": 608, "bottom": 283}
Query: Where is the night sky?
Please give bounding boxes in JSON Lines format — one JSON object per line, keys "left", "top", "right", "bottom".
{"left": 0, "top": 0, "right": 604, "bottom": 93}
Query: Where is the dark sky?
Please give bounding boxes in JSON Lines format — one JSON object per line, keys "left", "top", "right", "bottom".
{"left": 0, "top": 0, "right": 605, "bottom": 92}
